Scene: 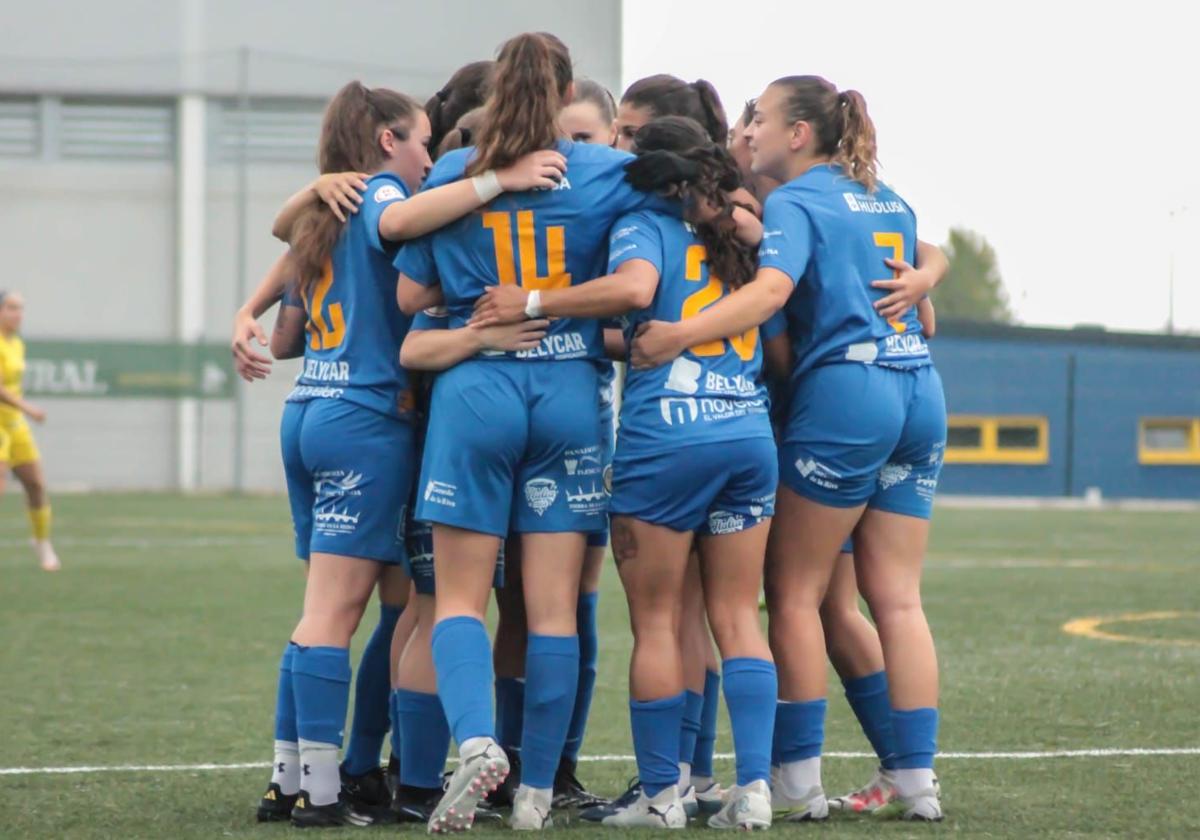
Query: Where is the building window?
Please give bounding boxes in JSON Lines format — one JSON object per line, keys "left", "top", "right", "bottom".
{"left": 60, "top": 99, "right": 174, "bottom": 160}
{"left": 0, "top": 96, "right": 40, "bottom": 157}
{"left": 1139, "top": 418, "right": 1200, "bottom": 465}
{"left": 944, "top": 415, "right": 1049, "bottom": 464}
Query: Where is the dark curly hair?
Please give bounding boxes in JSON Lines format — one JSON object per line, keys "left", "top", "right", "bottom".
{"left": 624, "top": 116, "right": 755, "bottom": 289}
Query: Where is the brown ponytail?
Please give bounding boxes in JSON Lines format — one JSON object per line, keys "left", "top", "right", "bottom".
{"left": 771, "top": 75, "right": 878, "bottom": 192}
{"left": 627, "top": 116, "right": 755, "bottom": 290}
{"left": 835, "top": 89, "right": 878, "bottom": 193}
{"left": 290, "top": 82, "right": 420, "bottom": 296}
{"left": 466, "top": 32, "right": 572, "bottom": 177}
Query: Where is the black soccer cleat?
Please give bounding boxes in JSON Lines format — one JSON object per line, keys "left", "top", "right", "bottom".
{"left": 290, "top": 790, "right": 373, "bottom": 828}
{"left": 256, "top": 782, "right": 298, "bottom": 822}
{"left": 339, "top": 763, "right": 394, "bottom": 822}
{"left": 553, "top": 756, "right": 610, "bottom": 810}
{"left": 580, "top": 777, "right": 642, "bottom": 822}
{"left": 392, "top": 783, "right": 505, "bottom": 824}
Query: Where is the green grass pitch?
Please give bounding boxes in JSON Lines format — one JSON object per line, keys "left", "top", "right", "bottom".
{"left": 1, "top": 494, "right": 1197, "bottom": 838}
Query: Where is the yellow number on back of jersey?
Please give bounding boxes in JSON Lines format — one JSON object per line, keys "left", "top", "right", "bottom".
{"left": 680, "top": 244, "right": 757, "bottom": 360}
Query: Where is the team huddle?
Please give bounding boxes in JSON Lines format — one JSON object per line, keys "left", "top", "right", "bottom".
{"left": 231, "top": 30, "right": 948, "bottom": 833}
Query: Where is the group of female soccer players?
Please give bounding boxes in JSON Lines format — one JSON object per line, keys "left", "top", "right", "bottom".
{"left": 232, "top": 30, "right": 948, "bottom": 832}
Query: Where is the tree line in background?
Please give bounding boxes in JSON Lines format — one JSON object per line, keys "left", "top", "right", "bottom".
{"left": 932, "top": 228, "right": 1012, "bottom": 323}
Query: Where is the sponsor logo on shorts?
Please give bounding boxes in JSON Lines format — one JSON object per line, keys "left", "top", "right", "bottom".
{"left": 566, "top": 482, "right": 607, "bottom": 515}
{"left": 707, "top": 510, "right": 746, "bottom": 535}
{"left": 525, "top": 477, "right": 559, "bottom": 516}
{"left": 313, "top": 469, "right": 365, "bottom": 536}
{"left": 915, "top": 475, "right": 939, "bottom": 502}
{"left": 603, "top": 464, "right": 613, "bottom": 496}
{"left": 564, "top": 445, "right": 603, "bottom": 477}
{"left": 423, "top": 479, "right": 458, "bottom": 508}
{"left": 796, "top": 458, "right": 842, "bottom": 490}
{"left": 878, "top": 462, "right": 913, "bottom": 491}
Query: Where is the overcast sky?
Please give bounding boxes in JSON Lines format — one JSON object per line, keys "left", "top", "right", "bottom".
{"left": 622, "top": 0, "right": 1200, "bottom": 333}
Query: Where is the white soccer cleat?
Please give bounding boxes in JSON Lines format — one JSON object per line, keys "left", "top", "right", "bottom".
{"left": 772, "top": 783, "right": 829, "bottom": 822}
{"left": 707, "top": 779, "right": 773, "bottom": 830}
{"left": 694, "top": 778, "right": 724, "bottom": 815}
{"left": 35, "top": 540, "right": 60, "bottom": 572}
{"left": 828, "top": 767, "right": 896, "bottom": 814}
{"left": 876, "top": 788, "right": 943, "bottom": 822}
{"left": 509, "top": 785, "right": 554, "bottom": 831}
{"left": 601, "top": 785, "right": 687, "bottom": 829}
{"left": 427, "top": 739, "right": 509, "bottom": 834}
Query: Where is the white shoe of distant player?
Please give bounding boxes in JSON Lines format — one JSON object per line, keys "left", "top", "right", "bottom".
{"left": 772, "top": 783, "right": 829, "bottom": 822}
{"left": 707, "top": 779, "right": 773, "bottom": 830}
{"left": 35, "top": 540, "right": 61, "bottom": 572}
{"left": 693, "top": 778, "right": 724, "bottom": 815}
{"left": 601, "top": 785, "right": 686, "bottom": 829}
{"left": 509, "top": 785, "right": 553, "bottom": 831}
{"left": 828, "top": 767, "right": 896, "bottom": 814}
{"left": 875, "top": 788, "right": 943, "bottom": 822}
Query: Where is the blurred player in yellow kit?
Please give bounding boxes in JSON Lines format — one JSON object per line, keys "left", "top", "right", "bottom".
{"left": 0, "top": 290, "right": 59, "bottom": 571}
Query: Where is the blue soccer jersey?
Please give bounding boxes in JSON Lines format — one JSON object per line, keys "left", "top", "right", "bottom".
{"left": 287, "top": 172, "right": 414, "bottom": 419}
{"left": 394, "top": 140, "right": 672, "bottom": 362}
{"left": 757, "top": 163, "right": 930, "bottom": 377}
{"left": 608, "top": 209, "right": 773, "bottom": 455}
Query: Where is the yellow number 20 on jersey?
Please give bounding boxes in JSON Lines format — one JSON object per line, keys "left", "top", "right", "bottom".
{"left": 680, "top": 244, "right": 757, "bottom": 361}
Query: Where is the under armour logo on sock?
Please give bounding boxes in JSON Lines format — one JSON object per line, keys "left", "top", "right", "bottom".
{"left": 302, "top": 764, "right": 311, "bottom": 776}
{"left": 277, "top": 762, "right": 286, "bottom": 773}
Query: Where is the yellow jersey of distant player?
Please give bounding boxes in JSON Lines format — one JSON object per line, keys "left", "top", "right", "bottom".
{"left": 0, "top": 331, "right": 25, "bottom": 427}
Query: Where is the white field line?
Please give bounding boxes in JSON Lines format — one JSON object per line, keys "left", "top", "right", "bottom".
{"left": 3, "top": 748, "right": 1198, "bottom": 776}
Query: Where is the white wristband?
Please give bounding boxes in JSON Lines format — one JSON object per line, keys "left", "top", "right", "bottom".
{"left": 525, "top": 290, "right": 544, "bottom": 318}
{"left": 472, "top": 170, "right": 503, "bottom": 203}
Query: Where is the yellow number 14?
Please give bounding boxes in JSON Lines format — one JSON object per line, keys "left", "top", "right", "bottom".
{"left": 482, "top": 210, "right": 572, "bottom": 290}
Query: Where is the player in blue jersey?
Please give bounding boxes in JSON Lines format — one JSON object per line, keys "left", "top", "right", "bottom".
{"left": 242, "top": 80, "right": 567, "bottom": 829}
{"left": 735, "top": 111, "right": 944, "bottom": 816}
{"left": 595, "top": 75, "right": 736, "bottom": 817}
{"left": 394, "top": 34, "right": 758, "bottom": 833}
{"left": 472, "top": 115, "right": 775, "bottom": 830}
{"left": 632, "top": 76, "right": 948, "bottom": 823}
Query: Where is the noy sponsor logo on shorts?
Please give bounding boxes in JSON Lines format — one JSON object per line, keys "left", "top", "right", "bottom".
{"left": 707, "top": 510, "right": 746, "bottom": 536}
{"left": 313, "top": 469, "right": 364, "bottom": 536}
{"left": 525, "top": 477, "right": 559, "bottom": 516}
{"left": 423, "top": 479, "right": 458, "bottom": 508}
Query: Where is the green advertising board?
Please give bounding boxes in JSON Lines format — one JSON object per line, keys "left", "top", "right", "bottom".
{"left": 22, "top": 341, "right": 236, "bottom": 400}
